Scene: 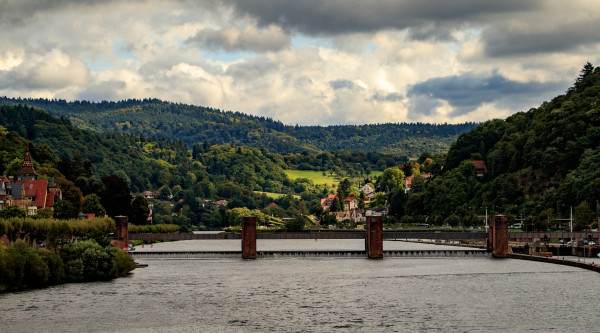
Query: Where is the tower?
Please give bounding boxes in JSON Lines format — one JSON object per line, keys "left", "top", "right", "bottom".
{"left": 17, "top": 152, "right": 37, "bottom": 181}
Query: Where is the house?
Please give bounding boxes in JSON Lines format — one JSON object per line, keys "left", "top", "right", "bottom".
{"left": 359, "top": 184, "right": 375, "bottom": 199}
{"left": 320, "top": 194, "right": 338, "bottom": 211}
{"left": 405, "top": 173, "right": 432, "bottom": 193}
{"left": 471, "top": 160, "right": 487, "bottom": 177}
{"left": 0, "top": 152, "right": 62, "bottom": 215}
{"left": 334, "top": 209, "right": 366, "bottom": 223}
{"left": 265, "top": 202, "right": 278, "bottom": 209}
{"left": 141, "top": 191, "right": 154, "bottom": 199}
{"left": 216, "top": 200, "right": 229, "bottom": 207}
{"left": 366, "top": 207, "right": 388, "bottom": 217}
{"left": 343, "top": 197, "right": 359, "bottom": 211}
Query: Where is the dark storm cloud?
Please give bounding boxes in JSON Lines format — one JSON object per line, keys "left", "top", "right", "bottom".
{"left": 483, "top": 21, "right": 600, "bottom": 57}
{"left": 225, "top": 0, "right": 539, "bottom": 39}
{"left": 0, "top": 0, "right": 115, "bottom": 26}
{"left": 407, "top": 72, "right": 567, "bottom": 116}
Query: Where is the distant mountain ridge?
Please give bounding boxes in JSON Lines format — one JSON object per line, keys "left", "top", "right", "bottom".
{"left": 0, "top": 97, "right": 477, "bottom": 157}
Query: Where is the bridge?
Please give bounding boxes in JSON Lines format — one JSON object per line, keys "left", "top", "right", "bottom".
{"left": 116, "top": 215, "right": 600, "bottom": 259}
{"left": 121, "top": 216, "right": 515, "bottom": 259}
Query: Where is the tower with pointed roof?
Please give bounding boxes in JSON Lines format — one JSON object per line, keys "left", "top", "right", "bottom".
{"left": 17, "top": 151, "right": 37, "bottom": 181}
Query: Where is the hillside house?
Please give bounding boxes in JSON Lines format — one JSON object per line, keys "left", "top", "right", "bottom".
{"left": 405, "top": 173, "right": 432, "bottom": 193}
{"left": 471, "top": 160, "right": 487, "bottom": 177}
{"left": 359, "top": 184, "right": 375, "bottom": 199}
{"left": 0, "top": 152, "right": 62, "bottom": 215}
{"left": 344, "top": 197, "right": 359, "bottom": 211}
{"left": 320, "top": 194, "right": 338, "bottom": 211}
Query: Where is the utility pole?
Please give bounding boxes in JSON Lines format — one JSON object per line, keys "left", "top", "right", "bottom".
{"left": 570, "top": 206, "right": 573, "bottom": 233}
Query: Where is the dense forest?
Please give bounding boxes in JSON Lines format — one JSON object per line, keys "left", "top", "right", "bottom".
{"left": 0, "top": 104, "right": 404, "bottom": 228}
{"left": 404, "top": 63, "right": 600, "bottom": 231}
{"left": 0, "top": 97, "right": 477, "bottom": 157}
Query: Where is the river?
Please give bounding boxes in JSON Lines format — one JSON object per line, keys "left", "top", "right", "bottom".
{"left": 1, "top": 240, "right": 599, "bottom": 332}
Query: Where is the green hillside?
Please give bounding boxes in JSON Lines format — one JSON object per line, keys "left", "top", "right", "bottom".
{"left": 0, "top": 97, "right": 477, "bottom": 157}
{"left": 0, "top": 104, "right": 405, "bottom": 229}
{"left": 406, "top": 63, "right": 600, "bottom": 230}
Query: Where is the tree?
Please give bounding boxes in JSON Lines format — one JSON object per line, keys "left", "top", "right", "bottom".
{"left": 329, "top": 197, "right": 342, "bottom": 212}
{"left": 82, "top": 194, "right": 106, "bottom": 217}
{"left": 574, "top": 201, "right": 594, "bottom": 231}
{"left": 36, "top": 207, "right": 53, "bottom": 219}
{"left": 337, "top": 178, "right": 351, "bottom": 201}
{"left": 55, "top": 177, "right": 83, "bottom": 218}
{"left": 358, "top": 191, "right": 366, "bottom": 210}
{"left": 284, "top": 215, "right": 308, "bottom": 232}
{"left": 53, "top": 200, "right": 75, "bottom": 220}
{"left": 378, "top": 167, "right": 405, "bottom": 193}
{"left": 130, "top": 195, "right": 150, "bottom": 225}
{"left": 100, "top": 175, "right": 132, "bottom": 217}
{"left": 0, "top": 206, "right": 26, "bottom": 219}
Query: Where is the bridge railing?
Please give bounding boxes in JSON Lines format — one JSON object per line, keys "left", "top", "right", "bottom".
{"left": 129, "top": 230, "right": 490, "bottom": 241}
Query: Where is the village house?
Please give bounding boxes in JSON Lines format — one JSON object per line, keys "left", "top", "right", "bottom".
{"left": 404, "top": 173, "right": 432, "bottom": 193}
{"left": 321, "top": 193, "right": 370, "bottom": 224}
{"left": 0, "top": 152, "right": 62, "bottom": 215}
{"left": 343, "top": 197, "right": 359, "bottom": 211}
{"left": 471, "top": 160, "right": 487, "bottom": 177}
{"left": 320, "top": 194, "right": 338, "bottom": 211}
{"left": 359, "top": 184, "right": 375, "bottom": 199}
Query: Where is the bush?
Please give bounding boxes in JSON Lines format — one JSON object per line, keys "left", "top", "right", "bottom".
{"left": 61, "top": 240, "right": 116, "bottom": 281}
{"left": 128, "top": 224, "right": 182, "bottom": 234}
{"left": 284, "top": 216, "right": 308, "bottom": 232}
{"left": 0, "top": 240, "right": 49, "bottom": 290}
{"left": 0, "top": 238, "right": 136, "bottom": 293}
{"left": 114, "top": 249, "right": 136, "bottom": 277}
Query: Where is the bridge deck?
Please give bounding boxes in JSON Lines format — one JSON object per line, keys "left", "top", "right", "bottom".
{"left": 130, "top": 249, "right": 490, "bottom": 259}
{"left": 129, "top": 230, "right": 490, "bottom": 241}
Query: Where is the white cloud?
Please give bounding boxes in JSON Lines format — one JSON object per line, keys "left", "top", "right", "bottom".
{"left": 0, "top": 0, "right": 600, "bottom": 126}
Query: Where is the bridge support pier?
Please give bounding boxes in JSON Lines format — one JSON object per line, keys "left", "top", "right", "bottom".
{"left": 112, "top": 216, "right": 129, "bottom": 250}
{"left": 488, "top": 215, "right": 508, "bottom": 257}
{"left": 242, "top": 216, "right": 257, "bottom": 259}
{"left": 366, "top": 216, "right": 383, "bottom": 258}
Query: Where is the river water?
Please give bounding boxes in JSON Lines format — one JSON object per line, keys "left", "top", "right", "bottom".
{"left": 1, "top": 240, "right": 599, "bottom": 332}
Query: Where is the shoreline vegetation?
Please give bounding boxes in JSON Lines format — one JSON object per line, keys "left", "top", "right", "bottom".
{"left": 0, "top": 217, "right": 136, "bottom": 293}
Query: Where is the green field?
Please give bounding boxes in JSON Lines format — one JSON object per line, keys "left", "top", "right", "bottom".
{"left": 284, "top": 169, "right": 383, "bottom": 187}
{"left": 284, "top": 170, "right": 340, "bottom": 186}
{"left": 254, "top": 170, "right": 384, "bottom": 199}
{"left": 255, "top": 191, "right": 301, "bottom": 199}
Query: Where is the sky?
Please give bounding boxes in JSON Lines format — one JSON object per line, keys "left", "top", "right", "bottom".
{"left": 1, "top": 0, "right": 599, "bottom": 126}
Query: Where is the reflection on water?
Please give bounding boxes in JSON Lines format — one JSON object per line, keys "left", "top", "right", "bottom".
{"left": 2, "top": 240, "right": 599, "bottom": 332}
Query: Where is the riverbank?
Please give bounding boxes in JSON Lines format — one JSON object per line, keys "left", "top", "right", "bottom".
{"left": 507, "top": 253, "right": 600, "bottom": 273}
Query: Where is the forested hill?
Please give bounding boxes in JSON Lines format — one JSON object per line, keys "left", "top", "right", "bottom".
{"left": 0, "top": 97, "right": 477, "bottom": 156}
{"left": 411, "top": 63, "right": 600, "bottom": 224}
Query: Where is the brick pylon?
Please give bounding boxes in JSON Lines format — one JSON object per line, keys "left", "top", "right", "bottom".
{"left": 366, "top": 216, "right": 383, "bottom": 258}
{"left": 491, "top": 215, "right": 508, "bottom": 257}
{"left": 242, "top": 216, "right": 257, "bottom": 259}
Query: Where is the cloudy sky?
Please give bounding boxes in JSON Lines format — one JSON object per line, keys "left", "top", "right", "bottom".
{"left": 1, "top": 0, "right": 599, "bottom": 126}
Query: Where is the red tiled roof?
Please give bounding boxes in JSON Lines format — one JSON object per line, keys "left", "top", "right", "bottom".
{"left": 22, "top": 179, "right": 48, "bottom": 208}
{"left": 471, "top": 160, "right": 487, "bottom": 172}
